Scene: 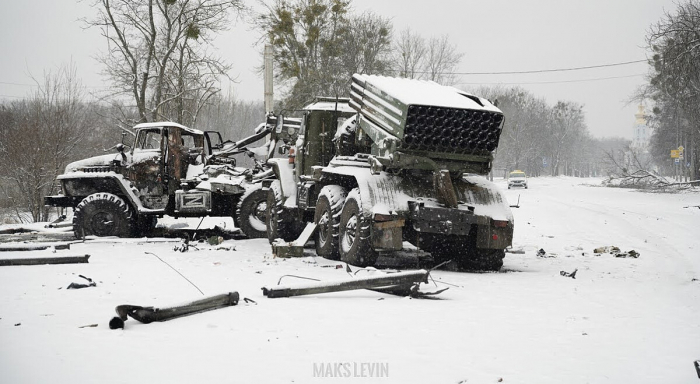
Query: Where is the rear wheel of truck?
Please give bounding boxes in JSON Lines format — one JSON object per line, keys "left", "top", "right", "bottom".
{"left": 461, "top": 249, "right": 505, "bottom": 271}
{"left": 73, "top": 193, "right": 133, "bottom": 238}
{"left": 314, "top": 185, "right": 347, "bottom": 260}
{"left": 339, "top": 188, "right": 377, "bottom": 267}
{"left": 266, "top": 180, "right": 303, "bottom": 243}
{"left": 236, "top": 185, "right": 268, "bottom": 239}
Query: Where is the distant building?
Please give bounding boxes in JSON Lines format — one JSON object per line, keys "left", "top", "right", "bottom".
{"left": 631, "top": 105, "right": 651, "bottom": 151}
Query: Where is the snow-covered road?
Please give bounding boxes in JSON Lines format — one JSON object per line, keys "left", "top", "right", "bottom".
{"left": 1, "top": 177, "right": 698, "bottom": 383}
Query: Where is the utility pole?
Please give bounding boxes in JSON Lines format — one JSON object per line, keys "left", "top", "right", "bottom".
{"left": 264, "top": 44, "right": 274, "bottom": 115}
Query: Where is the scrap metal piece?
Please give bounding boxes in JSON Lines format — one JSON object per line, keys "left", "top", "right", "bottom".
{"left": 0, "top": 255, "right": 90, "bottom": 266}
{"left": 109, "top": 292, "right": 239, "bottom": 329}
{"left": 0, "top": 243, "right": 71, "bottom": 252}
{"left": 261, "top": 270, "right": 429, "bottom": 298}
{"left": 271, "top": 222, "right": 317, "bottom": 258}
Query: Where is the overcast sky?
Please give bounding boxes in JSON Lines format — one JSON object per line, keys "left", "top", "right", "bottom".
{"left": 0, "top": 0, "right": 677, "bottom": 139}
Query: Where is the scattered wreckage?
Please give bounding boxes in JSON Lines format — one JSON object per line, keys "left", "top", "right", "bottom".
{"left": 44, "top": 117, "right": 300, "bottom": 240}
{"left": 109, "top": 292, "right": 240, "bottom": 329}
{"left": 266, "top": 75, "right": 514, "bottom": 270}
{"left": 110, "top": 267, "right": 449, "bottom": 329}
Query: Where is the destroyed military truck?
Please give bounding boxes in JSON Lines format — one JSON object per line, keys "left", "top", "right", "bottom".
{"left": 44, "top": 118, "right": 301, "bottom": 239}
{"left": 265, "top": 75, "right": 514, "bottom": 270}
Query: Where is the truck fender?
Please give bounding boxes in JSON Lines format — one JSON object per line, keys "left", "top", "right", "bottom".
{"left": 267, "top": 158, "right": 297, "bottom": 207}
{"left": 57, "top": 172, "right": 156, "bottom": 214}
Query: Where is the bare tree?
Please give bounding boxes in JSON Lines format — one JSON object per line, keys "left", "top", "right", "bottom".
{"left": 0, "top": 64, "right": 98, "bottom": 222}
{"left": 424, "top": 35, "right": 464, "bottom": 85}
{"left": 645, "top": 0, "right": 700, "bottom": 181}
{"left": 340, "top": 11, "right": 393, "bottom": 76}
{"left": 393, "top": 28, "right": 427, "bottom": 80}
{"left": 85, "top": 0, "right": 243, "bottom": 125}
{"left": 549, "top": 101, "right": 586, "bottom": 176}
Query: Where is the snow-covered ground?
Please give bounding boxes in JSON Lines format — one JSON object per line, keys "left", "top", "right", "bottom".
{"left": 1, "top": 176, "right": 698, "bottom": 383}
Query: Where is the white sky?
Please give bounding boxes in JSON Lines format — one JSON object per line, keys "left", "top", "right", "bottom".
{"left": 0, "top": 0, "right": 677, "bottom": 139}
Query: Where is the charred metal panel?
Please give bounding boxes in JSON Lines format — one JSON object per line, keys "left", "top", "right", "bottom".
{"left": 371, "top": 219, "right": 404, "bottom": 250}
{"left": 125, "top": 156, "right": 163, "bottom": 199}
{"left": 407, "top": 201, "right": 476, "bottom": 236}
{"left": 62, "top": 177, "right": 124, "bottom": 198}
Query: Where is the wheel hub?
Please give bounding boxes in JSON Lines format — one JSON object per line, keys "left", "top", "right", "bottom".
{"left": 91, "top": 211, "right": 116, "bottom": 236}
{"left": 343, "top": 215, "right": 358, "bottom": 248}
{"left": 318, "top": 212, "right": 330, "bottom": 244}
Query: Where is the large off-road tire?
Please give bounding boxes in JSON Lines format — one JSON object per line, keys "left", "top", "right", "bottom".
{"left": 73, "top": 193, "right": 133, "bottom": 238}
{"left": 339, "top": 188, "right": 377, "bottom": 267}
{"left": 266, "top": 180, "right": 303, "bottom": 243}
{"left": 314, "top": 185, "right": 347, "bottom": 260}
{"left": 236, "top": 184, "right": 268, "bottom": 239}
{"left": 426, "top": 236, "right": 467, "bottom": 264}
{"left": 427, "top": 236, "right": 504, "bottom": 272}
{"left": 462, "top": 249, "right": 505, "bottom": 271}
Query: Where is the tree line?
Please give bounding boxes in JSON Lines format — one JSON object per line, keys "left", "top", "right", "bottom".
{"left": 643, "top": 0, "right": 700, "bottom": 182}
{"left": 6, "top": 0, "right": 675, "bottom": 223}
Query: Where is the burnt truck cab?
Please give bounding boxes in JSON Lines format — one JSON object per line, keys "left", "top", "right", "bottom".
{"left": 45, "top": 122, "right": 269, "bottom": 238}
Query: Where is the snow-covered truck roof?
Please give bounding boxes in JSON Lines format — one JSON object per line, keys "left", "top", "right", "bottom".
{"left": 134, "top": 122, "right": 204, "bottom": 135}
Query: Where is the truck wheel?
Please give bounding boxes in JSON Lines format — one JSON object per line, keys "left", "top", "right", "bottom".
{"left": 266, "top": 180, "right": 302, "bottom": 243}
{"left": 339, "top": 188, "right": 377, "bottom": 267}
{"left": 462, "top": 249, "right": 505, "bottom": 271}
{"left": 73, "top": 193, "right": 133, "bottom": 238}
{"left": 314, "top": 185, "right": 347, "bottom": 260}
{"left": 236, "top": 185, "right": 268, "bottom": 239}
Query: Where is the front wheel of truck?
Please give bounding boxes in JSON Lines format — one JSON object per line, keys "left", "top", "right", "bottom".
{"left": 266, "top": 180, "right": 303, "bottom": 243}
{"left": 73, "top": 193, "right": 134, "bottom": 238}
{"left": 236, "top": 185, "right": 269, "bottom": 239}
{"left": 314, "top": 185, "right": 347, "bottom": 260}
{"left": 339, "top": 188, "right": 377, "bottom": 267}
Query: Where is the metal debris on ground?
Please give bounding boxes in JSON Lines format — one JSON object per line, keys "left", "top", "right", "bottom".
{"left": 536, "top": 248, "right": 556, "bottom": 258}
{"left": 593, "top": 246, "right": 639, "bottom": 258}
{"left": 109, "top": 292, "right": 240, "bottom": 330}
{"left": 615, "top": 250, "right": 640, "bottom": 258}
{"left": 0, "top": 255, "right": 90, "bottom": 267}
{"left": 271, "top": 223, "right": 317, "bottom": 258}
{"left": 0, "top": 243, "right": 71, "bottom": 252}
{"left": 560, "top": 269, "right": 578, "bottom": 279}
{"left": 67, "top": 275, "right": 97, "bottom": 289}
{"left": 262, "top": 269, "right": 435, "bottom": 298}
{"left": 207, "top": 236, "right": 224, "bottom": 245}
{"left": 173, "top": 237, "right": 199, "bottom": 252}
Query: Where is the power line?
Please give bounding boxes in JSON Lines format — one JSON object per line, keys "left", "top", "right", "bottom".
{"left": 391, "top": 59, "right": 648, "bottom": 76}
{"left": 455, "top": 73, "right": 645, "bottom": 86}
{"left": 0, "top": 80, "right": 109, "bottom": 89}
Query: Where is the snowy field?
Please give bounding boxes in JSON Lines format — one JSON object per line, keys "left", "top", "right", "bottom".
{"left": 1, "top": 176, "right": 699, "bottom": 383}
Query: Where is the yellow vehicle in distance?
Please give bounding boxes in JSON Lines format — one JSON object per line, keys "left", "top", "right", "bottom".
{"left": 508, "top": 170, "right": 528, "bottom": 189}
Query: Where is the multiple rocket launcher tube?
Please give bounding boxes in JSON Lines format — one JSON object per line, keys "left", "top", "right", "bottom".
{"left": 350, "top": 74, "right": 505, "bottom": 155}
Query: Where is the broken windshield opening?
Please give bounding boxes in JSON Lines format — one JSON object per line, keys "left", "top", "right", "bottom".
{"left": 135, "top": 128, "right": 163, "bottom": 151}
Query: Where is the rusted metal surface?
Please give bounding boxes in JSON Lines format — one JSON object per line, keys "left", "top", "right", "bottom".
{"left": 434, "top": 169, "right": 459, "bottom": 208}
{"left": 261, "top": 269, "right": 429, "bottom": 298}
{"left": 0, "top": 255, "right": 90, "bottom": 266}
{"left": 109, "top": 292, "right": 239, "bottom": 329}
